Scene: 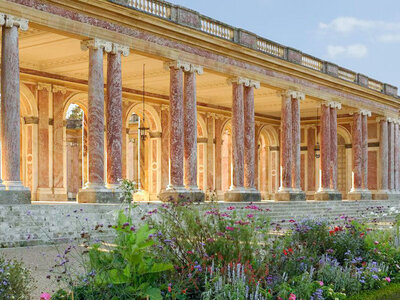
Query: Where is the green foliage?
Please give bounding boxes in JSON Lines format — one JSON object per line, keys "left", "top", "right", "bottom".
{"left": 0, "top": 255, "right": 35, "bottom": 300}
{"left": 347, "top": 282, "right": 400, "bottom": 300}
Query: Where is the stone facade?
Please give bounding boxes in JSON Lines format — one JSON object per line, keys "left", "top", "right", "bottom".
{"left": 0, "top": 2, "right": 398, "bottom": 204}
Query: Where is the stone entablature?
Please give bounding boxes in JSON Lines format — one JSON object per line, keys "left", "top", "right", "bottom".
{"left": 109, "top": 0, "right": 397, "bottom": 98}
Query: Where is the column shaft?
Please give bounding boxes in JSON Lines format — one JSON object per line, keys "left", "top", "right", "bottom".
{"left": 1, "top": 25, "right": 21, "bottom": 184}
{"left": 183, "top": 71, "right": 198, "bottom": 188}
{"left": 394, "top": 123, "right": 399, "bottom": 191}
{"left": 352, "top": 113, "right": 363, "bottom": 190}
{"left": 169, "top": 66, "right": 184, "bottom": 187}
{"left": 379, "top": 120, "right": 389, "bottom": 191}
{"left": 106, "top": 52, "right": 123, "bottom": 186}
{"left": 388, "top": 121, "right": 394, "bottom": 191}
{"left": 361, "top": 114, "right": 368, "bottom": 190}
{"left": 161, "top": 107, "right": 170, "bottom": 189}
{"left": 291, "top": 97, "right": 301, "bottom": 190}
{"left": 231, "top": 82, "right": 245, "bottom": 188}
{"left": 87, "top": 47, "right": 105, "bottom": 186}
{"left": 244, "top": 86, "right": 256, "bottom": 189}
{"left": 320, "top": 104, "right": 331, "bottom": 190}
{"left": 279, "top": 94, "right": 292, "bottom": 190}
{"left": 330, "top": 106, "right": 338, "bottom": 190}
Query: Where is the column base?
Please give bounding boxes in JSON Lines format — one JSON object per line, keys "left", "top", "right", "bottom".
{"left": 224, "top": 187, "right": 261, "bottom": 202}
{"left": 0, "top": 181, "right": 30, "bottom": 204}
{"left": 36, "top": 188, "right": 54, "bottom": 201}
{"left": 373, "top": 190, "right": 400, "bottom": 200}
{"left": 186, "top": 186, "right": 205, "bottom": 202}
{"left": 347, "top": 189, "right": 372, "bottom": 200}
{"left": 133, "top": 189, "right": 150, "bottom": 202}
{"left": 314, "top": 189, "right": 342, "bottom": 201}
{"left": 275, "top": 188, "right": 306, "bottom": 201}
{"left": 159, "top": 185, "right": 193, "bottom": 202}
{"left": 77, "top": 184, "right": 122, "bottom": 203}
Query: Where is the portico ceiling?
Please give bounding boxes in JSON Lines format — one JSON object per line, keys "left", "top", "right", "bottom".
{"left": 14, "top": 26, "right": 354, "bottom": 119}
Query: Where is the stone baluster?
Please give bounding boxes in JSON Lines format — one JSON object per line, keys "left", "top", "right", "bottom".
{"left": 106, "top": 43, "right": 129, "bottom": 195}
{"left": 0, "top": 14, "right": 30, "bottom": 204}
{"left": 315, "top": 101, "right": 342, "bottom": 200}
{"left": 183, "top": 64, "right": 204, "bottom": 201}
{"left": 78, "top": 39, "right": 115, "bottom": 203}
{"left": 275, "top": 90, "right": 305, "bottom": 201}
{"left": 349, "top": 110, "right": 372, "bottom": 200}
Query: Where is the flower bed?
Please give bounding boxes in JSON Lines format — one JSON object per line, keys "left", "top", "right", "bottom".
{"left": 40, "top": 183, "right": 400, "bottom": 299}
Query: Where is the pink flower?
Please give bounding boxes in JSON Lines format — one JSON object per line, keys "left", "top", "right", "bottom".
{"left": 319, "top": 281, "right": 324, "bottom": 286}
{"left": 247, "top": 214, "right": 254, "bottom": 218}
{"left": 225, "top": 226, "right": 235, "bottom": 231}
{"left": 227, "top": 206, "right": 236, "bottom": 210}
{"left": 288, "top": 293, "right": 296, "bottom": 300}
{"left": 385, "top": 277, "right": 391, "bottom": 283}
{"left": 374, "top": 241, "right": 379, "bottom": 245}
{"left": 40, "top": 293, "right": 51, "bottom": 300}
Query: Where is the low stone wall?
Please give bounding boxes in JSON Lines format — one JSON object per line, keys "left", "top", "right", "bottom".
{"left": 1, "top": 200, "right": 400, "bottom": 248}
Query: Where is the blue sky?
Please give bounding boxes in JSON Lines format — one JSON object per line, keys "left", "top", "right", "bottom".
{"left": 170, "top": 0, "right": 400, "bottom": 87}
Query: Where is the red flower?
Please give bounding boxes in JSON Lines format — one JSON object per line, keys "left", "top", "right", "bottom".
{"left": 329, "top": 230, "right": 335, "bottom": 236}
{"left": 360, "top": 233, "right": 365, "bottom": 238}
{"left": 283, "top": 249, "right": 288, "bottom": 256}
{"left": 181, "top": 289, "right": 187, "bottom": 294}
{"left": 288, "top": 248, "right": 293, "bottom": 253}
{"left": 289, "top": 219, "right": 296, "bottom": 223}
{"left": 168, "top": 284, "right": 172, "bottom": 293}
{"left": 226, "top": 226, "right": 235, "bottom": 231}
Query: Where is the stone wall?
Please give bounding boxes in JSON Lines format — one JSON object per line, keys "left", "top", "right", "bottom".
{"left": 2, "top": 200, "right": 400, "bottom": 248}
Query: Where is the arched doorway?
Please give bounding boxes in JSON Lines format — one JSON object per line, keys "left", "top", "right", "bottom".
{"left": 64, "top": 103, "right": 87, "bottom": 200}
{"left": 337, "top": 126, "right": 351, "bottom": 198}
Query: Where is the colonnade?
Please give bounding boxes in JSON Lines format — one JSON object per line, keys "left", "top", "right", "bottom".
{"left": 0, "top": 13, "right": 398, "bottom": 204}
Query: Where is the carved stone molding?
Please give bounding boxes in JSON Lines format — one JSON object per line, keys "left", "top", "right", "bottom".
{"left": 0, "top": 14, "right": 29, "bottom": 31}
{"left": 52, "top": 85, "right": 67, "bottom": 95}
{"left": 24, "top": 116, "right": 38, "bottom": 124}
{"left": 149, "top": 131, "right": 162, "bottom": 138}
{"left": 160, "top": 104, "right": 169, "bottom": 111}
{"left": 112, "top": 43, "right": 130, "bottom": 57}
{"left": 37, "top": 82, "right": 52, "bottom": 92}
{"left": 81, "top": 38, "right": 112, "bottom": 52}
{"left": 228, "top": 77, "right": 260, "bottom": 89}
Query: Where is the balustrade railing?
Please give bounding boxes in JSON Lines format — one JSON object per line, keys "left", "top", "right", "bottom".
{"left": 368, "top": 80, "right": 384, "bottom": 92}
{"left": 121, "top": 0, "right": 171, "bottom": 19}
{"left": 257, "top": 38, "right": 285, "bottom": 58}
{"left": 301, "top": 55, "right": 323, "bottom": 71}
{"left": 338, "top": 68, "right": 357, "bottom": 83}
{"left": 200, "top": 18, "right": 234, "bottom": 40}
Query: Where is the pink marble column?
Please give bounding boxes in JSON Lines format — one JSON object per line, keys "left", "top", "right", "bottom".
{"left": 394, "top": 123, "right": 398, "bottom": 191}
{"left": 291, "top": 96, "right": 301, "bottom": 190}
{"left": 395, "top": 122, "right": 400, "bottom": 191}
{"left": 388, "top": 120, "right": 394, "bottom": 191}
{"left": 320, "top": 103, "right": 331, "bottom": 191}
{"left": 169, "top": 66, "right": 185, "bottom": 188}
{"left": 183, "top": 69, "right": 199, "bottom": 189}
{"left": 379, "top": 119, "right": 389, "bottom": 192}
{"left": 214, "top": 117, "right": 223, "bottom": 192}
{"left": 161, "top": 106, "right": 170, "bottom": 190}
{"left": 1, "top": 15, "right": 29, "bottom": 191}
{"left": 81, "top": 39, "right": 112, "bottom": 188}
{"left": 106, "top": 44, "right": 129, "bottom": 187}
{"left": 231, "top": 81, "right": 245, "bottom": 189}
{"left": 330, "top": 105, "right": 338, "bottom": 190}
{"left": 307, "top": 127, "right": 316, "bottom": 191}
{"left": 53, "top": 87, "right": 67, "bottom": 190}
{"left": 279, "top": 92, "right": 292, "bottom": 191}
{"left": 244, "top": 83, "right": 258, "bottom": 189}
{"left": 352, "top": 112, "right": 363, "bottom": 191}
{"left": 37, "top": 84, "right": 50, "bottom": 190}
{"left": 361, "top": 114, "right": 369, "bottom": 190}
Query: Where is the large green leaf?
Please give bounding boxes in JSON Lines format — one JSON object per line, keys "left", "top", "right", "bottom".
{"left": 108, "top": 268, "right": 128, "bottom": 284}
{"left": 146, "top": 287, "right": 163, "bottom": 300}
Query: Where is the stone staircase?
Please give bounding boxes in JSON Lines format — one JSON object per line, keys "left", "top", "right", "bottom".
{"left": 1, "top": 200, "right": 399, "bottom": 248}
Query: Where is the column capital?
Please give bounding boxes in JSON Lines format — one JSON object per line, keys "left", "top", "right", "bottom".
{"left": 0, "top": 14, "right": 29, "bottom": 31}
{"left": 37, "top": 82, "right": 52, "bottom": 92}
{"left": 283, "top": 90, "right": 305, "bottom": 101}
{"left": 52, "top": 85, "right": 67, "bottom": 95}
{"left": 160, "top": 104, "right": 169, "bottom": 111}
{"left": 165, "top": 60, "right": 203, "bottom": 74}
{"left": 325, "top": 101, "right": 342, "bottom": 109}
{"left": 360, "top": 109, "right": 372, "bottom": 117}
{"left": 111, "top": 43, "right": 130, "bottom": 56}
{"left": 81, "top": 38, "right": 112, "bottom": 52}
{"left": 206, "top": 112, "right": 216, "bottom": 119}
{"left": 228, "top": 77, "right": 260, "bottom": 89}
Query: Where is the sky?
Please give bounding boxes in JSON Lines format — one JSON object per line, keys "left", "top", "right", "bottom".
{"left": 169, "top": 0, "right": 400, "bottom": 87}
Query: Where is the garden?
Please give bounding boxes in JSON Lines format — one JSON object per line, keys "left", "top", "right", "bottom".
{"left": 2, "top": 181, "right": 400, "bottom": 300}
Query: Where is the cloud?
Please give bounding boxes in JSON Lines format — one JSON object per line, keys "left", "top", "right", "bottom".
{"left": 379, "top": 34, "right": 400, "bottom": 43}
{"left": 319, "top": 17, "right": 400, "bottom": 34}
{"left": 327, "top": 44, "right": 368, "bottom": 59}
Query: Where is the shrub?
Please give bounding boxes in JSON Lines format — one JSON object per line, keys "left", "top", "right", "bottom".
{"left": 0, "top": 255, "right": 35, "bottom": 300}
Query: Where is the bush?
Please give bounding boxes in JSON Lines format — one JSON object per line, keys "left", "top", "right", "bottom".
{"left": 0, "top": 255, "right": 35, "bottom": 300}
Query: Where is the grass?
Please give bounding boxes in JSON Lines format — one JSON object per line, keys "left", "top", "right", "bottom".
{"left": 347, "top": 283, "right": 400, "bottom": 300}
